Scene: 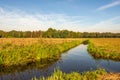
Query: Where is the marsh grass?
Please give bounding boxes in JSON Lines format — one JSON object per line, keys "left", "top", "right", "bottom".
{"left": 0, "top": 58, "right": 59, "bottom": 75}
{"left": 0, "top": 38, "right": 82, "bottom": 67}
{"left": 88, "top": 38, "right": 120, "bottom": 61}
{"left": 32, "top": 68, "right": 106, "bottom": 80}
{"left": 0, "top": 38, "right": 119, "bottom": 79}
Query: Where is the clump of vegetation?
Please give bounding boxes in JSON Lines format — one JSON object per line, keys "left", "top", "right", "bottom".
{"left": 0, "top": 38, "right": 82, "bottom": 67}
{"left": 32, "top": 69, "right": 107, "bottom": 80}
{"left": 88, "top": 38, "right": 120, "bottom": 61}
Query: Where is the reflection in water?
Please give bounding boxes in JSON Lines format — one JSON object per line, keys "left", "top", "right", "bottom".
{"left": 0, "top": 58, "right": 59, "bottom": 80}
{"left": 0, "top": 44, "right": 120, "bottom": 80}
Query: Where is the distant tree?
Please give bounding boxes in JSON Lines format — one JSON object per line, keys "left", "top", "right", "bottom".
{"left": 0, "top": 28, "right": 120, "bottom": 38}
{"left": 0, "top": 34, "right": 2, "bottom": 38}
{"left": 0, "top": 30, "right": 3, "bottom": 38}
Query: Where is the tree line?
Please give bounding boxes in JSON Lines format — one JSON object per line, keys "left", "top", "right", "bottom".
{"left": 0, "top": 28, "right": 120, "bottom": 38}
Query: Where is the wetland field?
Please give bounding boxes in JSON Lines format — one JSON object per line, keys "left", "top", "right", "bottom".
{"left": 0, "top": 38, "right": 120, "bottom": 80}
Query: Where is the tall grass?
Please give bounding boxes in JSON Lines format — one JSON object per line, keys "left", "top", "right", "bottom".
{"left": 32, "top": 69, "right": 106, "bottom": 80}
{"left": 88, "top": 38, "right": 120, "bottom": 61}
{"left": 0, "top": 38, "right": 82, "bottom": 67}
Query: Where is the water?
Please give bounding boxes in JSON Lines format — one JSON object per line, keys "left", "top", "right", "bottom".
{"left": 0, "top": 44, "right": 120, "bottom": 80}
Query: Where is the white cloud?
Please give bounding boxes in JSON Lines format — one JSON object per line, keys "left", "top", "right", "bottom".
{"left": 0, "top": 7, "right": 120, "bottom": 32}
{"left": 97, "top": 0, "right": 120, "bottom": 11}
{"left": 88, "top": 16, "right": 120, "bottom": 32}
{"left": 0, "top": 7, "right": 84, "bottom": 31}
{"left": 0, "top": 7, "right": 4, "bottom": 13}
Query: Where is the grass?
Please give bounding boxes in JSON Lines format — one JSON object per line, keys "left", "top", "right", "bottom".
{"left": 88, "top": 38, "right": 120, "bottom": 61}
{"left": 0, "top": 58, "right": 59, "bottom": 75}
{"left": 0, "top": 38, "right": 83, "bottom": 67}
{"left": 99, "top": 73, "right": 120, "bottom": 80}
{"left": 32, "top": 68, "right": 107, "bottom": 80}
{"left": 0, "top": 38, "right": 120, "bottom": 79}
{"left": 0, "top": 38, "right": 119, "bottom": 68}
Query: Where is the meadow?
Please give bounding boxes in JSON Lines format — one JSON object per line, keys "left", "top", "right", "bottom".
{"left": 88, "top": 38, "right": 120, "bottom": 61}
{"left": 0, "top": 38, "right": 120, "bottom": 80}
{"left": 0, "top": 38, "right": 83, "bottom": 67}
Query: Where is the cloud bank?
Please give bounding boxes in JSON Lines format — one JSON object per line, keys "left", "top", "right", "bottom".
{"left": 0, "top": 7, "right": 120, "bottom": 32}
{"left": 0, "top": 7, "right": 85, "bottom": 31}
{"left": 88, "top": 16, "right": 120, "bottom": 32}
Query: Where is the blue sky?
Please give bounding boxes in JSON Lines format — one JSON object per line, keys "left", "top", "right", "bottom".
{"left": 0, "top": 0, "right": 120, "bottom": 32}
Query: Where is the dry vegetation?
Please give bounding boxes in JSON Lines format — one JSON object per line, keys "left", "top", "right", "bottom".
{"left": 88, "top": 38, "right": 120, "bottom": 60}
{"left": 90, "top": 38, "right": 120, "bottom": 54}
{"left": 0, "top": 38, "right": 84, "bottom": 45}
{"left": 99, "top": 73, "right": 120, "bottom": 80}
{"left": 0, "top": 38, "right": 38, "bottom": 46}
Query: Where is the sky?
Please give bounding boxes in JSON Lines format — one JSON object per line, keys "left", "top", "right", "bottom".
{"left": 0, "top": 0, "right": 120, "bottom": 32}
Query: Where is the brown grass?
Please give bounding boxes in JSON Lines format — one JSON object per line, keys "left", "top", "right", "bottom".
{"left": 99, "top": 73, "right": 120, "bottom": 80}
{"left": 89, "top": 38, "right": 120, "bottom": 54}
{"left": 0, "top": 38, "right": 85, "bottom": 46}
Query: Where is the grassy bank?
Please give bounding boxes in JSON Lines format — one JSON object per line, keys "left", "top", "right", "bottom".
{"left": 32, "top": 69, "right": 107, "bottom": 80}
{"left": 88, "top": 38, "right": 120, "bottom": 61}
{"left": 0, "top": 38, "right": 82, "bottom": 67}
